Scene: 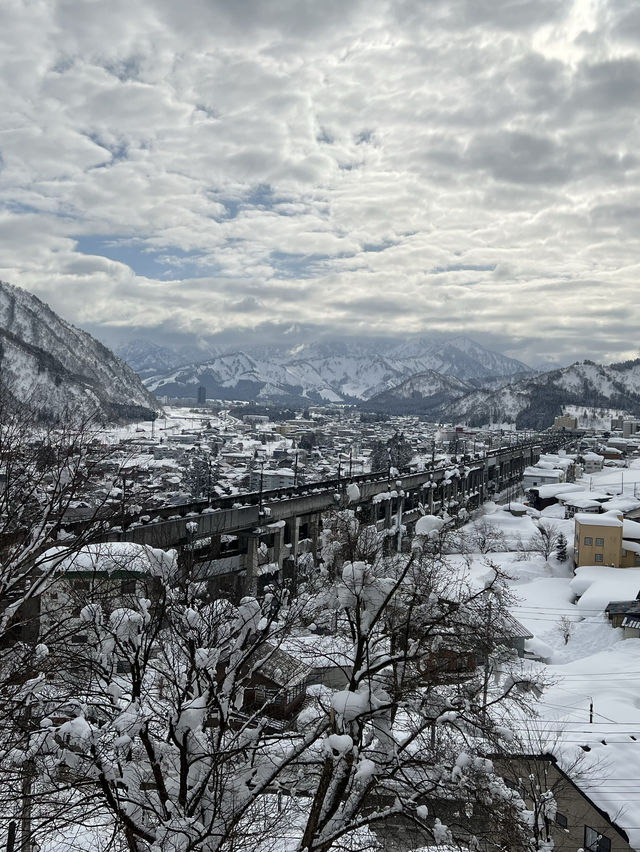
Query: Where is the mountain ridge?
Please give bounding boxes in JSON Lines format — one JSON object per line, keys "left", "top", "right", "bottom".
{"left": 139, "top": 335, "right": 532, "bottom": 404}
{"left": 0, "top": 281, "right": 161, "bottom": 422}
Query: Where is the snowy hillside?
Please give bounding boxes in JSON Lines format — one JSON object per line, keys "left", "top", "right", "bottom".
{"left": 443, "top": 360, "right": 640, "bottom": 429}
{"left": 0, "top": 281, "right": 161, "bottom": 422}
{"left": 115, "top": 339, "right": 224, "bottom": 378}
{"left": 364, "top": 370, "right": 472, "bottom": 414}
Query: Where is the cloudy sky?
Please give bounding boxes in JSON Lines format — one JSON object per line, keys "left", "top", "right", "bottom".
{"left": 1, "top": 0, "right": 639, "bottom": 367}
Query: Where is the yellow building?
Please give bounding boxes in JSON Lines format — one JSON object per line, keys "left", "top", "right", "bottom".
{"left": 574, "top": 511, "right": 623, "bottom": 569}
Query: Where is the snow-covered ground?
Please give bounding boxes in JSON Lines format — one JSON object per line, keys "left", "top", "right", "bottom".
{"left": 462, "top": 483, "right": 640, "bottom": 848}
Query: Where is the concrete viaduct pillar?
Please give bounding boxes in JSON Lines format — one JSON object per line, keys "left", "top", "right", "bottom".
{"left": 245, "top": 534, "right": 259, "bottom": 597}
{"left": 285, "top": 515, "right": 301, "bottom": 560}
{"left": 308, "top": 513, "right": 321, "bottom": 563}
{"left": 384, "top": 499, "right": 393, "bottom": 529}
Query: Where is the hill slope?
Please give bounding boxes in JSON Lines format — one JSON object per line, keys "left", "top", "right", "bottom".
{"left": 442, "top": 360, "right": 640, "bottom": 428}
{"left": 0, "top": 281, "right": 161, "bottom": 421}
{"left": 363, "top": 371, "right": 473, "bottom": 414}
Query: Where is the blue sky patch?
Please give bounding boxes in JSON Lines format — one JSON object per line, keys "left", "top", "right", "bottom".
{"left": 73, "top": 235, "right": 213, "bottom": 279}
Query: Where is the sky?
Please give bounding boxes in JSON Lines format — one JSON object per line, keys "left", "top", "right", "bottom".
{"left": 1, "top": 0, "right": 640, "bottom": 368}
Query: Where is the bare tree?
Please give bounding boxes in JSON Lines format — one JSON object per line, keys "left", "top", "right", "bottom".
{"left": 467, "top": 518, "right": 507, "bottom": 554}
{"left": 528, "top": 522, "right": 560, "bottom": 561}
{"left": 558, "top": 615, "right": 574, "bottom": 646}
{"left": 0, "top": 506, "right": 550, "bottom": 852}
{"left": 0, "top": 389, "right": 150, "bottom": 851}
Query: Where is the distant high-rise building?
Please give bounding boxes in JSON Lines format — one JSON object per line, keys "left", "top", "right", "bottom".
{"left": 197, "top": 386, "right": 206, "bottom": 405}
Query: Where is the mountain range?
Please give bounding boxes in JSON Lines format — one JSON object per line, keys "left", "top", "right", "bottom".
{"left": 126, "top": 335, "right": 640, "bottom": 428}
{"left": 4, "top": 280, "right": 637, "bottom": 431}
{"left": 138, "top": 336, "right": 531, "bottom": 404}
{"left": 0, "top": 281, "right": 160, "bottom": 422}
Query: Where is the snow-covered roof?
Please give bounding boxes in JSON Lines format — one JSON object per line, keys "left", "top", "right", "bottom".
{"left": 601, "top": 496, "right": 640, "bottom": 513}
{"left": 571, "top": 564, "right": 640, "bottom": 609}
{"left": 40, "top": 542, "right": 176, "bottom": 575}
{"left": 501, "top": 612, "right": 533, "bottom": 640}
{"left": 523, "top": 466, "right": 562, "bottom": 480}
{"left": 622, "top": 519, "right": 640, "bottom": 540}
{"left": 561, "top": 495, "right": 602, "bottom": 509}
{"left": 255, "top": 643, "right": 311, "bottom": 688}
{"left": 574, "top": 510, "right": 623, "bottom": 528}
{"left": 532, "top": 483, "right": 584, "bottom": 499}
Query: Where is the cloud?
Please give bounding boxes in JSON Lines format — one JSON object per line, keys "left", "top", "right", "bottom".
{"left": 0, "top": 0, "right": 638, "bottom": 365}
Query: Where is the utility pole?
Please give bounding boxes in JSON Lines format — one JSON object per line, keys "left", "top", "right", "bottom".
{"left": 20, "top": 705, "right": 33, "bottom": 852}
{"left": 121, "top": 474, "right": 126, "bottom": 530}
{"left": 258, "top": 461, "right": 264, "bottom": 513}
{"left": 7, "top": 821, "right": 16, "bottom": 852}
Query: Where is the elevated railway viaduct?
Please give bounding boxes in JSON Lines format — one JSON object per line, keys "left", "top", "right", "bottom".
{"left": 105, "top": 437, "right": 566, "bottom": 599}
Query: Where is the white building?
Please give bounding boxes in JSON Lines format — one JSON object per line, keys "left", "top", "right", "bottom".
{"left": 523, "top": 465, "right": 565, "bottom": 490}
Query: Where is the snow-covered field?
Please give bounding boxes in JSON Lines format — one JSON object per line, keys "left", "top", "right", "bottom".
{"left": 461, "top": 481, "right": 640, "bottom": 848}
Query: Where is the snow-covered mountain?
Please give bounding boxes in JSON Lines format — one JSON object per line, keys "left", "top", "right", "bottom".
{"left": 442, "top": 359, "right": 640, "bottom": 428}
{"left": 115, "top": 339, "right": 223, "bottom": 379}
{"left": 364, "top": 371, "right": 473, "bottom": 414}
{"left": 0, "top": 281, "right": 161, "bottom": 421}
{"left": 382, "top": 336, "right": 529, "bottom": 382}
{"left": 143, "top": 336, "right": 531, "bottom": 403}
{"left": 146, "top": 351, "right": 342, "bottom": 403}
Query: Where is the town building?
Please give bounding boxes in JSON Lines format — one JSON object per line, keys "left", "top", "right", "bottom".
{"left": 574, "top": 511, "right": 624, "bottom": 569}
{"left": 553, "top": 415, "right": 578, "bottom": 430}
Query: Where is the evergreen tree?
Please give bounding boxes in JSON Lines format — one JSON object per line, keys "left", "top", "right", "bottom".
{"left": 387, "top": 431, "right": 413, "bottom": 472}
{"left": 555, "top": 532, "right": 568, "bottom": 562}
{"left": 369, "top": 439, "right": 389, "bottom": 473}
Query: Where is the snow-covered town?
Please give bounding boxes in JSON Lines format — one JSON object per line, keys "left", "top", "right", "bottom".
{"left": 5, "top": 390, "right": 640, "bottom": 851}
{"left": 4, "top": 0, "right": 640, "bottom": 850}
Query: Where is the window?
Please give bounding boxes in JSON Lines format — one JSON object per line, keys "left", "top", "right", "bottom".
{"left": 622, "top": 549, "right": 627, "bottom": 557}
{"left": 594, "top": 554, "right": 604, "bottom": 563}
{"left": 120, "top": 578, "right": 137, "bottom": 595}
{"left": 584, "top": 536, "right": 593, "bottom": 545}
{"left": 595, "top": 537, "right": 604, "bottom": 547}
{"left": 556, "top": 812, "right": 568, "bottom": 829}
{"left": 585, "top": 826, "right": 611, "bottom": 852}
